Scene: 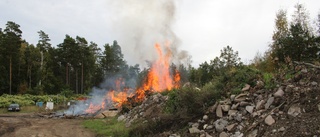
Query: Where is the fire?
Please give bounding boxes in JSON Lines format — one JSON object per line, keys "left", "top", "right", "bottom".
{"left": 84, "top": 43, "right": 181, "bottom": 113}
{"left": 135, "top": 43, "right": 180, "bottom": 101}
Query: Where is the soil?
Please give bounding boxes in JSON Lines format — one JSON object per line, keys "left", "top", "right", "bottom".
{"left": 0, "top": 113, "right": 96, "bottom": 137}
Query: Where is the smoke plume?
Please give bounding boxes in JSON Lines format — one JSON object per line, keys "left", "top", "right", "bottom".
{"left": 108, "top": 0, "right": 188, "bottom": 66}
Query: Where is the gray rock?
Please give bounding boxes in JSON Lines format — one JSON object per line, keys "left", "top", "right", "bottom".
{"left": 318, "top": 104, "right": 320, "bottom": 112}
{"left": 288, "top": 104, "right": 301, "bottom": 117}
{"left": 216, "top": 105, "right": 223, "bottom": 118}
{"left": 205, "top": 132, "right": 213, "bottom": 137}
{"left": 274, "top": 87, "right": 284, "bottom": 97}
{"left": 265, "top": 115, "right": 275, "bottom": 126}
{"left": 311, "top": 81, "right": 318, "bottom": 86}
{"left": 246, "top": 106, "right": 254, "bottom": 114}
{"left": 215, "top": 119, "right": 229, "bottom": 132}
{"left": 192, "top": 122, "right": 200, "bottom": 128}
{"left": 247, "top": 129, "right": 258, "bottom": 137}
{"left": 242, "top": 84, "right": 250, "bottom": 91}
{"left": 256, "top": 80, "right": 264, "bottom": 88}
{"left": 117, "top": 115, "right": 126, "bottom": 121}
{"left": 203, "top": 115, "right": 209, "bottom": 121}
{"left": 221, "top": 105, "right": 231, "bottom": 112}
{"left": 189, "top": 127, "right": 201, "bottom": 134}
{"left": 228, "top": 110, "right": 238, "bottom": 116}
{"left": 255, "top": 100, "right": 265, "bottom": 110}
{"left": 301, "top": 68, "right": 308, "bottom": 73}
{"left": 230, "top": 95, "right": 236, "bottom": 101}
{"left": 203, "top": 124, "right": 208, "bottom": 129}
{"left": 219, "top": 132, "right": 229, "bottom": 137}
{"left": 264, "top": 97, "right": 274, "bottom": 109}
{"left": 240, "top": 101, "right": 250, "bottom": 107}
{"left": 226, "top": 123, "right": 236, "bottom": 131}
{"left": 231, "top": 131, "right": 243, "bottom": 137}
{"left": 279, "top": 127, "right": 285, "bottom": 132}
{"left": 235, "top": 93, "right": 247, "bottom": 102}
{"left": 285, "top": 85, "right": 295, "bottom": 92}
{"left": 235, "top": 113, "right": 242, "bottom": 122}
{"left": 231, "top": 103, "right": 239, "bottom": 110}
{"left": 206, "top": 125, "right": 214, "bottom": 130}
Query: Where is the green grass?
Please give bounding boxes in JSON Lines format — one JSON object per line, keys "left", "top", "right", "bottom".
{"left": 83, "top": 117, "right": 129, "bottom": 137}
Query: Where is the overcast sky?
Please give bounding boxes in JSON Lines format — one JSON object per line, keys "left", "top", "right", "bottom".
{"left": 1, "top": 0, "right": 319, "bottom": 67}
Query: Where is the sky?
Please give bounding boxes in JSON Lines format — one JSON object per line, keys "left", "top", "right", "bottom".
{"left": 0, "top": 0, "right": 319, "bottom": 67}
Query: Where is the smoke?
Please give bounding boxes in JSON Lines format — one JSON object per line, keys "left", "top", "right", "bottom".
{"left": 108, "top": 0, "right": 189, "bottom": 67}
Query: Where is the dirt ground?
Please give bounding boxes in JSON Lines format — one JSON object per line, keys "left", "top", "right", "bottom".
{"left": 0, "top": 113, "right": 96, "bottom": 137}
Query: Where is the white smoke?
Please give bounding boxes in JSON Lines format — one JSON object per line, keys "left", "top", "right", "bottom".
{"left": 107, "top": 0, "right": 188, "bottom": 67}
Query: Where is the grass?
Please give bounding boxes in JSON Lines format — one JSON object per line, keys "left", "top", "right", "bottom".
{"left": 0, "top": 105, "right": 45, "bottom": 114}
{"left": 83, "top": 117, "right": 129, "bottom": 137}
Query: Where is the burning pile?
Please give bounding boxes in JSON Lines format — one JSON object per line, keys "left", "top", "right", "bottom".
{"left": 65, "top": 43, "right": 181, "bottom": 116}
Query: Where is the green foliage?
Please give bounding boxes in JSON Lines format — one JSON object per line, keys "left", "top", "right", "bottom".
{"left": 0, "top": 94, "right": 77, "bottom": 108}
{"left": 263, "top": 73, "right": 276, "bottom": 89}
{"left": 83, "top": 117, "right": 129, "bottom": 137}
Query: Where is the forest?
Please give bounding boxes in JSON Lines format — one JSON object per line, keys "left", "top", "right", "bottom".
{"left": 0, "top": 3, "right": 319, "bottom": 97}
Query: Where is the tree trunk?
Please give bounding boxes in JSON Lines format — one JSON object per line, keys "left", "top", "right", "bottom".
{"left": 81, "top": 63, "right": 84, "bottom": 94}
{"left": 76, "top": 69, "right": 78, "bottom": 94}
{"left": 9, "top": 56, "right": 12, "bottom": 95}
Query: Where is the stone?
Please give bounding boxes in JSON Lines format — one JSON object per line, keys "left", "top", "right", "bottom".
{"left": 192, "top": 122, "right": 200, "bottom": 128}
{"left": 311, "top": 81, "right": 318, "bottom": 86}
{"left": 232, "top": 131, "right": 243, "bottom": 137}
{"left": 221, "top": 105, "right": 231, "bottom": 112}
{"left": 235, "top": 93, "right": 247, "bottom": 102}
{"left": 228, "top": 110, "right": 238, "bottom": 116}
{"left": 247, "top": 129, "right": 258, "bottom": 137}
{"left": 203, "top": 115, "right": 209, "bottom": 121}
{"left": 301, "top": 68, "right": 308, "bottom": 73}
{"left": 215, "top": 119, "right": 228, "bottom": 132}
{"left": 265, "top": 115, "right": 275, "bottom": 126}
{"left": 318, "top": 104, "right": 320, "bottom": 112}
{"left": 239, "top": 101, "right": 250, "bottom": 107}
{"left": 246, "top": 106, "right": 254, "bottom": 114}
{"left": 288, "top": 104, "right": 301, "bottom": 117}
{"left": 216, "top": 105, "right": 223, "bottom": 118}
{"left": 203, "top": 124, "right": 208, "bottom": 129}
{"left": 231, "top": 103, "right": 239, "bottom": 110}
{"left": 208, "top": 102, "right": 218, "bottom": 113}
{"left": 169, "top": 134, "right": 180, "bottom": 137}
{"left": 226, "top": 123, "right": 236, "bottom": 131}
{"left": 256, "top": 80, "right": 264, "bottom": 89}
{"left": 219, "top": 132, "right": 229, "bottom": 137}
{"left": 117, "top": 115, "right": 126, "bottom": 121}
{"left": 279, "top": 127, "right": 285, "bottom": 132}
{"left": 189, "top": 127, "right": 200, "bottom": 134}
{"left": 264, "top": 97, "right": 274, "bottom": 109}
{"left": 242, "top": 84, "right": 250, "bottom": 91}
{"left": 255, "top": 100, "right": 265, "bottom": 110}
{"left": 206, "top": 125, "right": 214, "bottom": 130}
{"left": 285, "top": 85, "right": 295, "bottom": 92}
{"left": 274, "top": 87, "right": 284, "bottom": 97}
{"left": 205, "top": 132, "right": 213, "bottom": 137}
{"left": 230, "top": 95, "right": 236, "bottom": 101}
{"left": 235, "top": 113, "right": 242, "bottom": 122}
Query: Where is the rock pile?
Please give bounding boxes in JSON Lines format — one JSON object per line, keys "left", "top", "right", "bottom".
{"left": 117, "top": 93, "right": 168, "bottom": 127}
{"left": 117, "top": 64, "right": 320, "bottom": 136}
{"left": 183, "top": 65, "right": 320, "bottom": 137}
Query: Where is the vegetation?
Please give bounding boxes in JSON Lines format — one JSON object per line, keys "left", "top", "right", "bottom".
{"left": 83, "top": 117, "right": 129, "bottom": 137}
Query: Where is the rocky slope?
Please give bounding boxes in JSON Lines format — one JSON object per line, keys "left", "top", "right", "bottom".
{"left": 118, "top": 64, "right": 320, "bottom": 137}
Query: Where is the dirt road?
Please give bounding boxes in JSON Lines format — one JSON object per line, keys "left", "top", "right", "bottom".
{"left": 0, "top": 113, "right": 96, "bottom": 137}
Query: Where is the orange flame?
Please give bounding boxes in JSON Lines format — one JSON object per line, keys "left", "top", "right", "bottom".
{"left": 135, "top": 43, "right": 180, "bottom": 101}
{"left": 84, "top": 42, "right": 181, "bottom": 113}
